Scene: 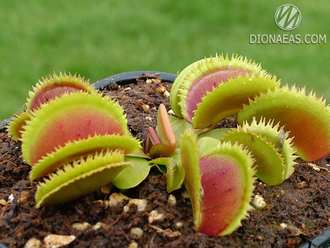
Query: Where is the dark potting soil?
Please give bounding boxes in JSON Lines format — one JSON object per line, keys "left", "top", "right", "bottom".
{"left": 1, "top": 74, "right": 330, "bottom": 247}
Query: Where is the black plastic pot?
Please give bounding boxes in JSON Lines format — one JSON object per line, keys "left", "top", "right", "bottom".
{"left": 298, "top": 228, "right": 330, "bottom": 248}
{"left": 93, "top": 71, "right": 177, "bottom": 89}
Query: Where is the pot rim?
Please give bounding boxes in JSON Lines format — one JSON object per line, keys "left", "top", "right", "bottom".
{"left": 298, "top": 227, "right": 330, "bottom": 248}
{"left": 93, "top": 71, "right": 177, "bottom": 89}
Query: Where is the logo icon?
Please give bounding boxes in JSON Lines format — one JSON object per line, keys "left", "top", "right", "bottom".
{"left": 274, "top": 4, "right": 301, "bottom": 31}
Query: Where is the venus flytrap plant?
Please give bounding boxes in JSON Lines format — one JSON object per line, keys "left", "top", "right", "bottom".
{"left": 9, "top": 73, "right": 154, "bottom": 208}
{"left": 145, "top": 54, "right": 330, "bottom": 237}
{"left": 7, "top": 53, "right": 330, "bottom": 238}
{"left": 157, "top": 54, "right": 330, "bottom": 236}
{"left": 21, "top": 90, "right": 143, "bottom": 207}
{"left": 141, "top": 55, "right": 290, "bottom": 236}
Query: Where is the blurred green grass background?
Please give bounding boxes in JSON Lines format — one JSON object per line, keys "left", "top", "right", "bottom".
{"left": 0, "top": 0, "right": 329, "bottom": 120}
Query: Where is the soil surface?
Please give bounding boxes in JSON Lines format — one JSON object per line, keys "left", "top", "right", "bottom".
{"left": 1, "top": 73, "right": 330, "bottom": 247}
